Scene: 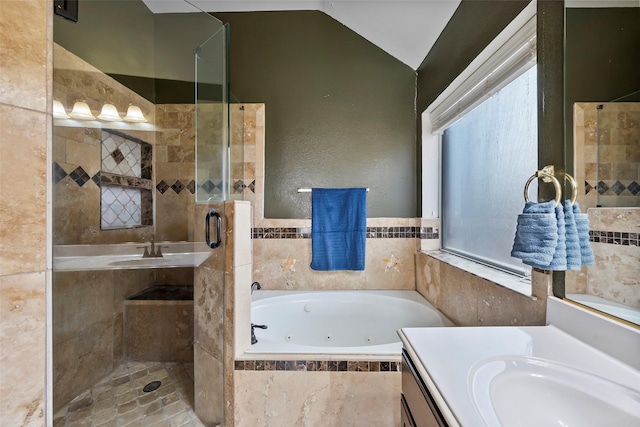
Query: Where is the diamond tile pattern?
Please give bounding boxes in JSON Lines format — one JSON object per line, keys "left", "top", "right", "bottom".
{"left": 610, "top": 180, "right": 625, "bottom": 195}
{"left": 69, "top": 166, "right": 90, "bottom": 187}
{"left": 171, "top": 180, "right": 185, "bottom": 194}
{"left": 53, "top": 162, "right": 68, "bottom": 183}
{"left": 101, "top": 187, "right": 142, "bottom": 229}
{"left": 628, "top": 181, "right": 640, "bottom": 196}
{"left": 156, "top": 181, "right": 169, "bottom": 194}
{"left": 101, "top": 131, "right": 142, "bottom": 178}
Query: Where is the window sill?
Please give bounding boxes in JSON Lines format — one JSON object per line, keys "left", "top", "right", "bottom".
{"left": 422, "top": 250, "right": 536, "bottom": 300}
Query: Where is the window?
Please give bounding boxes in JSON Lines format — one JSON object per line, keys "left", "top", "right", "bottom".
{"left": 422, "top": 3, "right": 538, "bottom": 276}
{"left": 441, "top": 66, "right": 537, "bottom": 274}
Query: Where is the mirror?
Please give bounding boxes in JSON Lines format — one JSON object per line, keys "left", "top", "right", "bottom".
{"left": 564, "top": 1, "right": 640, "bottom": 326}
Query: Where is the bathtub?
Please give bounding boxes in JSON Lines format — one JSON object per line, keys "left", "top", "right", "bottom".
{"left": 567, "top": 293, "right": 640, "bottom": 325}
{"left": 248, "top": 290, "right": 453, "bottom": 355}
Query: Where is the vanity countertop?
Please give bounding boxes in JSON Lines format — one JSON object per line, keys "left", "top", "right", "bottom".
{"left": 398, "top": 325, "right": 640, "bottom": 427}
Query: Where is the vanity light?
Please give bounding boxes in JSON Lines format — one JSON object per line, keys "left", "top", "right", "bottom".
{"left": 68, "top": 101, "right": 96, "bottom": 120}
{"left": 123, "top": 104, "right": 147, "bottom": 123}
{"left": 53, "top": 100, "right": 70, "bottom": 119}
{"left": 97, "top": 103, "right": 123, "bottom": 121}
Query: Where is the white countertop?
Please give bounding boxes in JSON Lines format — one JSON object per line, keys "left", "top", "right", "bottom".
{"left": 399, "top": 325, "right": 640, "bottom": 427}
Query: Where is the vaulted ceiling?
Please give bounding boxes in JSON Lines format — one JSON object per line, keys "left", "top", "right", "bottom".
{"left": 142, "top": 0, "right": 462, "bottom": 70}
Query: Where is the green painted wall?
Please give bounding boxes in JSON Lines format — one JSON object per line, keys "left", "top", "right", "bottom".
{"left": 214, "top": 11, "right": 417, "bottom": 219}
{"left": 565, "top": 7, "right": 640, "bottom": 171}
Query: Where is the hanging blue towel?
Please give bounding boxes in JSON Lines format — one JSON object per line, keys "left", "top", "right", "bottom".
{"left": 564, "top": 200, "right": 582, "bottom": 270}
{"left": 545, "top": 203, "right": 568, "bottom": 271}
{"left": 573, "top": 202, "right": 595, "bottom": 266}
{"left": 511, "top": 200, "right": 558, "bottom": 268}
{"left": 310, "top": 188, "right": 366, "bottom": 271}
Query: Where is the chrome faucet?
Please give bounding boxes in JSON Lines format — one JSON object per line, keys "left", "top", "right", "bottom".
{"left": 137, "top": 238, "right": 168, "bottom": 258}
{"left": 251, "top": 281, "right": 262, "bottom": 294}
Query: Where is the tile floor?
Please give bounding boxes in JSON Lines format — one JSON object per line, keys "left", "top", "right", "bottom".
{"left": 53, "top": 362, "right": 207, "bottom": 427}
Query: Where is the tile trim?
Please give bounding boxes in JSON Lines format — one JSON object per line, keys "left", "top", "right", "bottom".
{"left": 234, "top": 359, "right": 400, "bottom": 372}
{"left": 252, "top": 227, "right": 439, "bottom": 240}
{"left": 590, "top": 230, "right": 639, "bottom": 247}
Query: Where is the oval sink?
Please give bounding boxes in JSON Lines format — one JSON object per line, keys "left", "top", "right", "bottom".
{"left": 469, "top": 356, "right": 640, "bottom": 427}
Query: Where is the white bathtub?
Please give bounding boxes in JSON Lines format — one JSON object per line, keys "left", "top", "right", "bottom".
{"left": 567, "top": 293, "right": 640, "bottom": 325}
{"left": 248, "top": 290, "right": 453, "bottom": 355}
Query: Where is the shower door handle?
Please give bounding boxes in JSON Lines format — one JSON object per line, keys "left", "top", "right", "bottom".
{"left": 205, "top": 210, "right": 221, "bottom": 249}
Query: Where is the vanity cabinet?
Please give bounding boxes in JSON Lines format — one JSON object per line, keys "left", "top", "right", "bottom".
{"left": 401, "top": 350, "right": 448, "bottom": 427}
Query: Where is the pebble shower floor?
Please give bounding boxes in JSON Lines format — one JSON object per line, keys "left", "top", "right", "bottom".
{"left": 53, "top": 362, "right": 205, "bottom": 427}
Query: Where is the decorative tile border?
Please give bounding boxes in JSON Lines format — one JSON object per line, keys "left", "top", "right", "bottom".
{"left": 252, "top": 227, "right": 439, "bottom": 240}
{"left": 585, "top": 180, "right": 640, "bottom": 196}
{"left": 234, "top": 359, "right": 400, "bottom": 372}
{"left": 590, "top": 230, "right": 639, "bottom": 247}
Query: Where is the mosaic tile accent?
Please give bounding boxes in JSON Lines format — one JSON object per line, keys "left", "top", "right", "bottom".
{"left": 155, "top": 180, "right": 196, "bottom": 195}
{"left": 585, "top": 180, "right": 640, "bottom": 197}
{"left": 101, "top": 130, "right": 151, "bottom": 178}
{"left": 100, "top": 172, "right": 152, "bottom": 190}
{"left": 69, "top": 166, "right": 90, "bottom": 187}
{"left": 234, "top": 359, "right": 400, "bottom": 372}
{"left": 252, "top": 226, "right": 439, "bottom": 240}
{"left": 53, "top": 162, "right": 68, "bottom": 183}
{"left": 590, "top": 230, "right": 639, "bottom": 247}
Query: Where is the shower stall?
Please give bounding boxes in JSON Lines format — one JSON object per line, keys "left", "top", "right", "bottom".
{"left": 52, "top": 1, "right": 234, "bottom": 425}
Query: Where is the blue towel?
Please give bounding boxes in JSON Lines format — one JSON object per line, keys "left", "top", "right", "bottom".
{"left": 573, "top": 202, "right": 595, "bottom": 266}
{"left": 511, "top": 200, "right": 558, "bottom": 268}
{"left": 310, "top": 188, "right": 366, "bottom": 271}
{"left": 564, "top": 200, "right": 581, "bottom": 270}
{"left": 545, "top": 203, "right": 568, "bottom": 271}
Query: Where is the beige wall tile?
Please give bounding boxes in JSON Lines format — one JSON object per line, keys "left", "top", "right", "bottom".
{"left": 415, "top": 252, "right": 441, "bottom": 308}
{"left": 234, "top": 370, "right": 331, "bottom": 427}
{"left": 328, "top": 372, "right": 400, "bottom": 427}
{"left": 476, "top": 278, "right": 546, "bottom": 326}
{"left": 437, "top": 262, "right": 479, "bottom": 326}
{"left": 194, "top": 344, "right": 224, "bottom": 426}
{"left": 0, "top": 0, "right": 49, "bottom": 112}
{"left": 0, "top": 106, "right": 47, "bottom": 275}
{"left": 588, "top": 243, "right": 640, "bottom": 309}
{"left": 588, "top": 207, "right": 640, "bottom": 233}
{"left": 365, "top": 239, "right": 417, "bottom": 290}
{"left": 194, "top": 266, "right": 225, "bottom": 360}
{"left": 125, "top": 302, "right": 193, "bottom": 362}
{"left": 0, "top": 272, "right": 46, "bottom": 426}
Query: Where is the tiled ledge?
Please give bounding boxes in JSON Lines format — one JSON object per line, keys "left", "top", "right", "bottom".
{"left": 424, "top": 250, "right": 535, "bottom": 299}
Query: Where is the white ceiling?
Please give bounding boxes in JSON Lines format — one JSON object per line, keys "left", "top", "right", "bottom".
{"left": 142, "top": 0, "right": 462, "bottom": 70}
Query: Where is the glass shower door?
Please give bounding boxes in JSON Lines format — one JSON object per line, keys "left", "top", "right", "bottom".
{"left": 195, "top": 23, "right": 230, "bottom": 202}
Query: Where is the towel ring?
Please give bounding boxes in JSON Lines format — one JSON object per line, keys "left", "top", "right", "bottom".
{"left": 565, "top": 172, "right": 577, "bottom": 206}
{"left": 523, "top": 169, "right": 562, "bottom": 208}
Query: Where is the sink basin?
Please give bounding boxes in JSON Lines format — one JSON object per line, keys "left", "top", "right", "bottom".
{"left": 469, "top": 356, "right": 640, "bottom": 426}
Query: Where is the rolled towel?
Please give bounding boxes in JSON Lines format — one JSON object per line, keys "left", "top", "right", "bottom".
{"left": 511, "top": 200, "right": 558, "bottom": 268}
{"left": 573, "top": 202, "right": 595, "bottom": 266}
{"left": 564, "top": 200, "right": 582, "bottom": 270}
{"left": 544, "top": 203, "right": 567, "bottom": 271}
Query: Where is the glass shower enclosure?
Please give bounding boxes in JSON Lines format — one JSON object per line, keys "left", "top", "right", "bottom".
{"left": 51, "top": 1, "right": 232, "bottom": 425}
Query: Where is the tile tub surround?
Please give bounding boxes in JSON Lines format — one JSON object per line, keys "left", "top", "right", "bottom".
{"left": 251, "top": 219, "right": 439, "bottom": 291}
{"left": 234, "top": 369, "right": 401, "bottom": 427}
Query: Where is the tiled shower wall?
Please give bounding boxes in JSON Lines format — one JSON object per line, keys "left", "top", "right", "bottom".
{"left": 51, "top": 45, "right": 202, "bottom": 413}
{"left": 566, "top": 103, "right": 640, "bottom": 308}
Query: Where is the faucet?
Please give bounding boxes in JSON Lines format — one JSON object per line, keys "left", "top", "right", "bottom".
{"left": 251, "top": 323, "right": 267, "bottom": 345}
{"left": 137, "top": 238, "right": 168, "bottom": 258}
{"left": 251, "top": 281, "right": 262, "bottom": 294}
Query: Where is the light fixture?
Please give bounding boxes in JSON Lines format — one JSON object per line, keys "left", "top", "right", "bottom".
{"left": 123, "top": 104, "right": 147, "bottom": 123}
{"left": 68, "top": 101, "right": 96, "bottom": 120}
{"left": 97, "top": 103, "right": 123, "bottom": 121}
{"left": 53, "top": 100, "right": 70, "bottom": 119}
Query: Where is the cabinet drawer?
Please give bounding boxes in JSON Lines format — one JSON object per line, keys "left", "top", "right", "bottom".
{"left": 401, "top": 350, "right": 448, "bottom": 427}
